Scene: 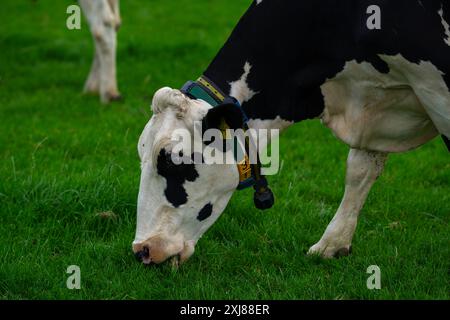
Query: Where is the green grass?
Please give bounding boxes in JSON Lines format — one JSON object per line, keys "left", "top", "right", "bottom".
{"left": 0, "top": 0, "right": 449, "bottom": 300}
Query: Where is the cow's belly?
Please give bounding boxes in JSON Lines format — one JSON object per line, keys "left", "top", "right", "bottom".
{"left": 320, "top": 60, "right": 439, "bottom": 153}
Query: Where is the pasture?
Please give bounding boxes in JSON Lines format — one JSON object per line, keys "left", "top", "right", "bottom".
{"left": 0, "top": 0, "right": 448, "bottom": 299}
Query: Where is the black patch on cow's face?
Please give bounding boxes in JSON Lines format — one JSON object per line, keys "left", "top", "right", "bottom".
{"left": 191, "top": 152, "right": 205, "bottom": 164}
{"left": 156, "top": 149, "right": 199, "bottom": 208}
{"left": 197, "top": 203, "right": 213, "bottom": 221}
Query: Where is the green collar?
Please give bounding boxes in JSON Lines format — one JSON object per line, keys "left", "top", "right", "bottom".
{"left": 181, "top": 76, "right": 227, "bottom": 107}
{"left": 181, "top": 76, "right": 274, "bottom": 209}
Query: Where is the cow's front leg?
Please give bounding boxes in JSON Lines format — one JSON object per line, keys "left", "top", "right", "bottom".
{"left": 83, "top": 46, "right": 100, "bottom": 94}
{"left": 308, "top": 149, "right": 388, "bottom": 258}
{"left": 80, "top": 0, "right": 121, "bottom": 103}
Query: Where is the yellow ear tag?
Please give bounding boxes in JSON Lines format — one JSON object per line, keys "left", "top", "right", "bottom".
{"left": 238, "top": 155, "right": 252, "bottom": 181}
{"left": 218, "top": 118, "right": 251, "bottom": 183}
{"left": 219, "top": 118, "right": 231, "bottom": 139}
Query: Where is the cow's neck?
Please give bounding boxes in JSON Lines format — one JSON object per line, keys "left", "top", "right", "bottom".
{"left": 202, "top": 1, "right": 327, "bottom": 137}
{"left": 202, "top": 64, "right": 295, "bottom": 136}
{"left": 203, "top": 59, "right": 297, "bottom": 135}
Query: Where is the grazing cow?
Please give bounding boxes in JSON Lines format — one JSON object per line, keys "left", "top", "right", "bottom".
{"left": 79, "top": 0, "right": 121, "bottom": 103}
{"left": 133, "top": 0, "right": 450, "bottom": 265}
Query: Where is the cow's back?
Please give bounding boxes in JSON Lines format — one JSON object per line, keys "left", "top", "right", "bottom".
{"left": 204, "top": 0, "right": 450, "bottom": 139}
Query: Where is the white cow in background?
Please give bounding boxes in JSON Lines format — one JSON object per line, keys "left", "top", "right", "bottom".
{"left": 79, "top": 0, "right": 121, "bottom": 103}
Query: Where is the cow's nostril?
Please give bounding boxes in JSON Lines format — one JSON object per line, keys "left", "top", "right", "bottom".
{"left": 134, "top": 251, "right": 144, "bottom": 261}
{"left": 135, "top": 246, "right": 150, "bottom": 262}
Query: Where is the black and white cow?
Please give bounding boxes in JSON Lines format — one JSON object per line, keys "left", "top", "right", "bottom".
{"left": 133, "top": 0, "right": 450, "bottom": 265}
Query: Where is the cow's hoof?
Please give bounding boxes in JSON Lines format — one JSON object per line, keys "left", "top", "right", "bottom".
{"left": 109, "top": 93, "right": 123, "bottom": 102}
{"left": 83, "top": 80, "right": 100, "bottom": 95}
{"left": 307, "top": 242, "right": 333, "bottom": 258}
{"left": 307, "top": 243, "right": 352, "bottom": 259}
{"left": 333, "top": 246, "right": 352, "bottom": 258}
{"left": 102, "top": 92, "right": 123, "bottom": 104}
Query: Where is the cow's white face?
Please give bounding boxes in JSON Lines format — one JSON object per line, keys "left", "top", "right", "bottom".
{"left": 133, "top": 87, "right": 239, "bottom": 265}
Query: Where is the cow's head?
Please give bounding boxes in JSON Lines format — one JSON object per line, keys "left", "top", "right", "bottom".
{"left": 132, "top": 87, "right": 242, "bottom": 265}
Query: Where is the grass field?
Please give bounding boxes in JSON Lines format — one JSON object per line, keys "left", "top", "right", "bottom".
{"left": 0, "top": 0, "right": 449, "bottom": 300}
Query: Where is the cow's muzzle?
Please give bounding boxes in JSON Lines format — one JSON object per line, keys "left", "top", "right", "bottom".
{"left": 133, "top": 238, "right": 183, "bottom": 266}
{"left": 134, "top": 246, "right": 150, "bottom": 262}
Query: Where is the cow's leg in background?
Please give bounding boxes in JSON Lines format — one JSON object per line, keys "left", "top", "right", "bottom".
{"left": 308, "top": 149, "right": 388, "bottom": 258}
{"left": 83, "top": 46, "right": 100, "bottom": 95}
{"left": 79, "top": 0, "right": 121, "bottom": 103}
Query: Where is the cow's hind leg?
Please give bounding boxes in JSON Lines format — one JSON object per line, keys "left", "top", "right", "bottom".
{"left": 80, "top": 0, "right": 121, "bottom": 103}
{"left": 308, "top": 149, "right": 387, "bottom": 258}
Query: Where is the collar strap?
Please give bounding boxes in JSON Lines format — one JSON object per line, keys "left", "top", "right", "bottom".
{"left": 181, "top": 76, "right": 274, "bottom": 210}
{"left": 181, "top": 75, "right": 248, "bottom": 121}
{"left": 181, "top": 76, "right": 252, "bottom": 189}
{"left": 181, "top": 76, "right": 226, "bottom": 107}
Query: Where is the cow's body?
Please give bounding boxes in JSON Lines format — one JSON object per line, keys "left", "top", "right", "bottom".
{"left": 79, "top": 0, "right": 121, "bottom": 103}
{"left": 203, "top": 0, "right": 450, "bottom": 258}
{"left": 322, "top": 57, "right": 441, "bottom": 153}
{"left": 133, "top": 0, "right": 450, "bottom": 263}
{"left": 205, "top": 0, "right": 450, "bottom": 143}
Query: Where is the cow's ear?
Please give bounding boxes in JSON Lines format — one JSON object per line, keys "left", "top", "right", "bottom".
{"left": 152, "top": 87, "right": 188, "bottom": 115}
{"left": 201, "top": 103, "right": 244, "bottom": 134}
